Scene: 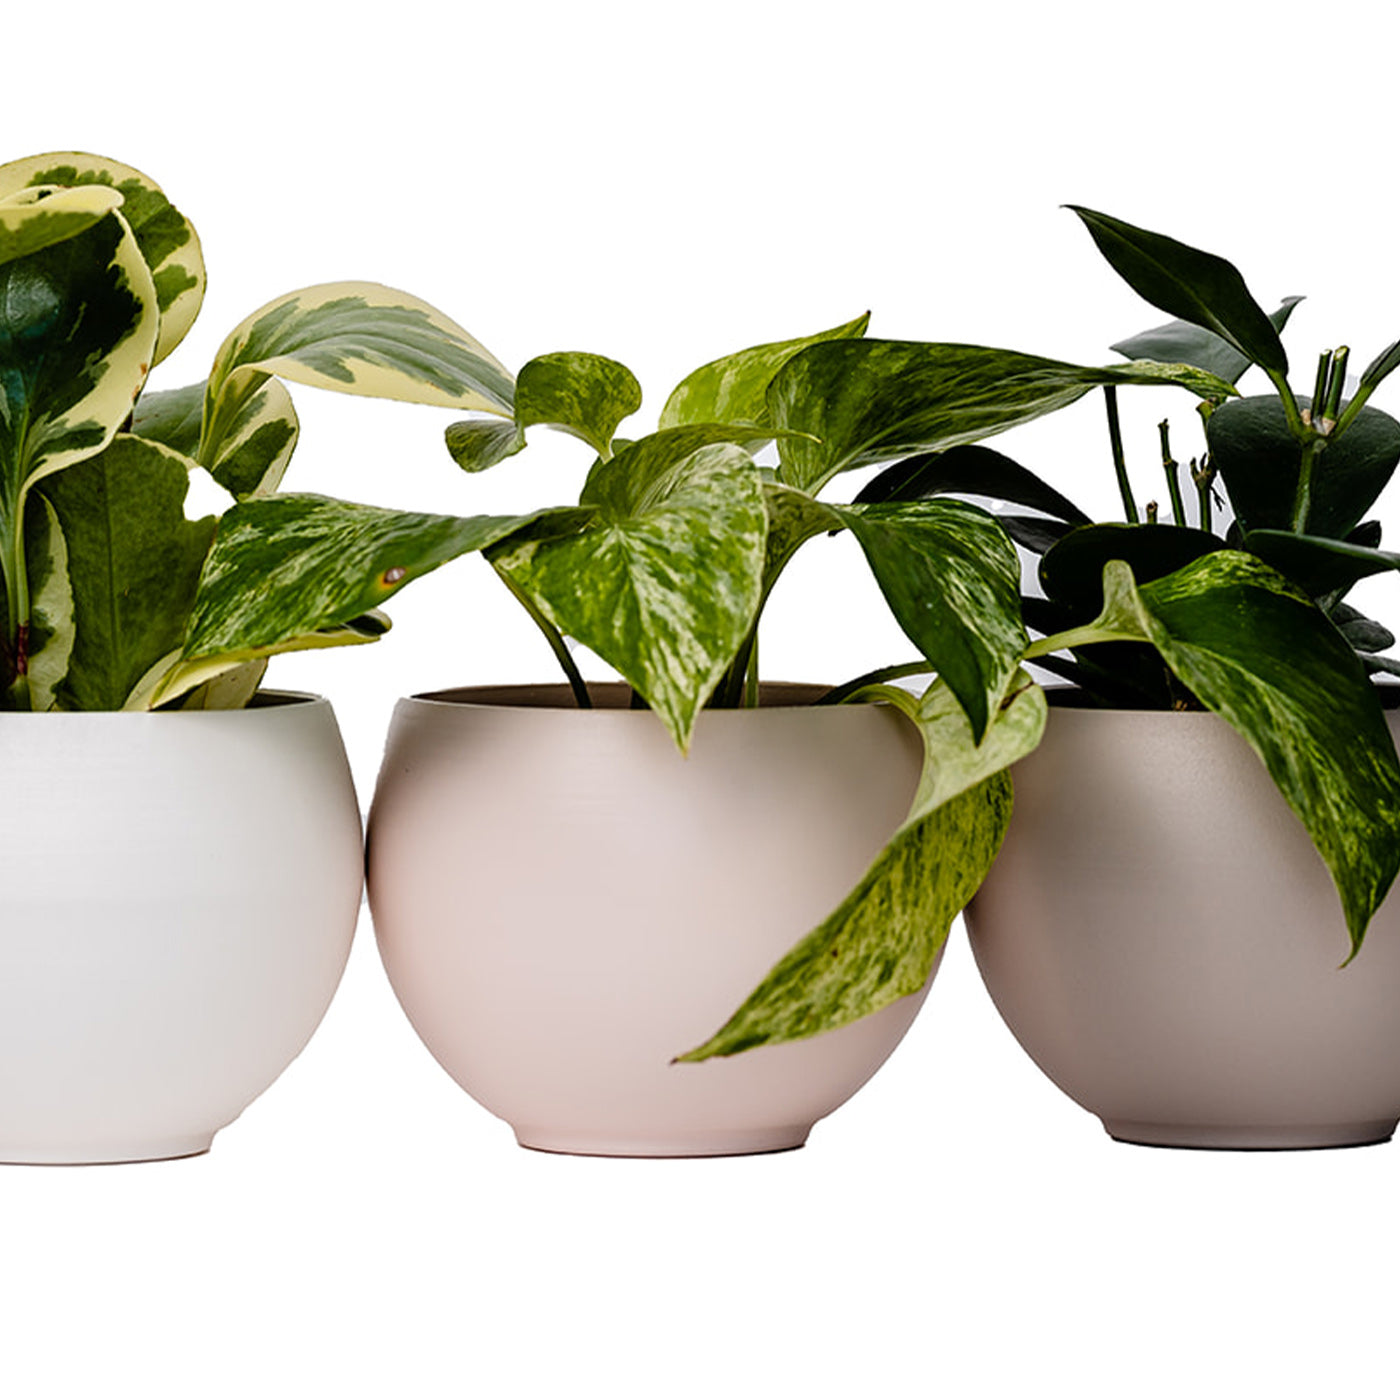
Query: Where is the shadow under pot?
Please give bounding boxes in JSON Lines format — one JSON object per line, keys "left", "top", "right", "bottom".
{"left": 367, "top": 682, "right": 932, "bottom": 1158}
{"left": 0, "top": 692, "right": 363, "bottom": 1164}
{"left": 966, "top": 691, "right": 1400, "bottom": 1150}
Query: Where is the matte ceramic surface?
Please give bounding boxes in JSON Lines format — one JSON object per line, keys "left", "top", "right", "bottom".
{"left": 0, "top": 693, "right": 363, "bottom": 1163}
{"left": 368, "top": 683, "right": 932, "bottom": 1157}
{"left": 966, "top": 697, "right": 1400, "bottom": 1149}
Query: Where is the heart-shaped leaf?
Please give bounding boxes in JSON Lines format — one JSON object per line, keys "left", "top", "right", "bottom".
{"left": 1109, "top": 296, "right": 1303, "bottom": 386}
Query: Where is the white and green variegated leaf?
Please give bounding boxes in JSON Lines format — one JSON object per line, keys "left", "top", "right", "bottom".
{"left": 135, "top": 378, "right": 299, "bottom": 498}
{"left": 516, "top": 352, "right": 642, "bottom": 456}
{"left": 491, "top": 439, "right": 768, "bottom": 750}
{"left": 0, "top": 153, "right": 205, "bottom": 365}
{"left": 0, "top": 184, "right": 124, "bottom": 266}
{"left": 759, "top": 481, "right": 844, "bottom": 598}
{"left": 659, "top": 313, "right": 870, "bottom": 431}
{"left": 200, "top": 283, "right": 516, "bottom": 467}
{"left": 23, "top": 493, "right": 75, "bottom": 711}
{"left": 39, "top": 436, "right": 216, "bottom": 711}
{"left": 768, "top": 340, "right": 1237, "bottom": 494}
{"left": 0, "top": 213, "right": 159, "bottom": 644}
{"left": 1036, "top": 553, "right": 1400, "bottom": 954}
{"left": 163, "top": 495, "right": 564, "bottom": 707}
{"left": 679, "top": 673, "right": 1048, "bottom": 1059}
{"left": 445, "top": 417, "right": 526, "bottom": 473}
{"left": 830, "top": 498, "right": 1027, "bottom": 743}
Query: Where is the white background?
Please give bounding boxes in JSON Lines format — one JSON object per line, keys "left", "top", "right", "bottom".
{"left": 5, "top": 2, "right": 1400, "bottom": 1395}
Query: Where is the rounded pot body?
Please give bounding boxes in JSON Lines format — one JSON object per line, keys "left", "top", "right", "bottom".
{"left": 0, "top": 692, "right": 362, "bottom": 1163}
{"left": 368, "top": 683, "right": 931, "bottom": 1157}
{"left": 966, "top": 697, "right": 1400, "bottom": 1149}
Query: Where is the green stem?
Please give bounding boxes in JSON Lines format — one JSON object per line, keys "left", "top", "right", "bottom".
{"left": 1193, "top": 461, "right": 1214, "bottom": 533}
{"left": 1023, "top": 623, "right": 1143, "bottom": 660}
{"left": 1322, "top": 346, "right": 1350, "bottom": 426}
{"left": 495, "top": 568, "right": 592, "bottom": 709}
{"left": 816, "top": 660, "right": 933, "bottom": 706}
{"left": 1104, "top": 387, "right": 1138, "bottom": 524}
{"left": 1158, "top": 420, "right": 1186, "bottom": 526}
{"left": 1310, "top": 351, "right": 1331, "bottom": 422}
{"left": 743, "top": 630, "right": 760, "bottom": 708}
{"left": 1291, "top": 437, "right": 1327, "bottom": 533}
{"left": 1265, "top": 367, "right": 1308, "bottom": 441}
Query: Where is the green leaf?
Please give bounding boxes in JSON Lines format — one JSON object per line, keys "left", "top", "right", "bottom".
{"left": 515, "top": 352, "right": 642, "bottom": 456}
{"left": 1359, "top": 338, "right": 1400, "bottom": 396}
{"left": 768, "top": 340, "right": 1236, "bottom": 494}
{"left": 0, "top": 184, "right": 124, "bottom": 267}
{"left": 830, "top": 499, "right": 1027, "bottom": 741}
{"left": 491, "top": 439, "right": 768, "bottom": 750}
{"left": 23, "top": 493, "right": 74, "bottom": 711}
{"left": 0, "top": 153, "right": 206, "bottom": 365}
{"left": 678, "top": 674, "right": 1047, "bottom": 1059}
{"left": 759, "top": 482, "right": 844, "bottom": 599}
{"left": 1039, "top": 522, "right": 1224, "bottom": 617}
{"left": 659, "top": 312, "right": 870, "bottom": 431}
{"left": 445, "top": 417, "right": 526, "bottom": 473}
{"left": 39, "top": 436, "right": 216, "bottom": 711}
{"left": 200, "top": 282, "right": 517, "bottom": 467}
{"left": 1109, "top": 296, "right": 1303, "bottom": 386}
{"left": 1059, "top": 553, "right": 1400, "bottom": 953}
{"left": 135, "top": 378, "right": 300, "bottom": 498}
{"left": 1245, "top": 528, "right": 1400, "bottom": 597}
{"left": 1207, "top": 394, "right": 1400, "bottom": 537}
{"left": 1068, "top": 206, "right": 1288, "bottom": 376}
{"left": 853, "top": 442, "right": 1092, "bottom": 523}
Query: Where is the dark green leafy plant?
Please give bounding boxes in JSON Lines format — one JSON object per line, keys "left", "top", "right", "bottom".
{"left": 854, "top": 207, "right": 1400, "bottom": 960}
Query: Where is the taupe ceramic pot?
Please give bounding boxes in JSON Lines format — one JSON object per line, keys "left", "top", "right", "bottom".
{"left": 367, "top": 683, "right": 930, "bottom": 1157}
{"left": 966, "top": 693, "right": 1400, "bottom": 1150}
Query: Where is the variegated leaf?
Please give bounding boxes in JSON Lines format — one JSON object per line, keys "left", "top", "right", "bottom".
{"left": 491, "top": 439, "right": 768, "bottom": 750}
{"left": 659, "top": 313, "right": 870, "bottom": 430}
{"left": 1033, "top": 554, "right": 1400, "bottom": 954}
{"left": 39, "top": 436, "right": 216, "bottom": 711}
{"left": 830, "top": 499, "right": 1027, "bottom": 742}
{"left": 0, "top": 153, "right": 205, "bottom": 364}
{"left": 516, "top": 352, "right": 642, "bottom": 456}
{"left": 759, "top": 482, "right": 843, "bottom": 598}
{"left": 23, "top": 494, "right": 75, "bottom": 711}
{"left": 445, "top": 418, "right": 526, "bottom": 473}
{"left": 0, "top": 184, "right": 124, "bottom": 266}
{"left": 679, "top": 674, "right": 1047, "bottom": 1059}
{"left": 0, "top": 213, "right": 159, "bottom": 673}
{"left": 135, "top": 378, "right": 299, "bottom": 498}
{"left": 768, "top": 340, "right": 1237, "bottom": 494}
{"left": 201, "top": 283, "right": 516, "bottom": 467}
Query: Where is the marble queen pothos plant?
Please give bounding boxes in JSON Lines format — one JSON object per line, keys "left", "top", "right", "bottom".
{"left": 202, "top": 291, "right": 1235, "bottom": 1060}
{"left": 0, "top": 151, "right": 524, "bottom": 713}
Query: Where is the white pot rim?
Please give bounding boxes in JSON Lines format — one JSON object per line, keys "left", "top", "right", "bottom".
{"left": 0, "top": 689, "right": 330, "bottom": 723}
{"left": 399, "top": 680, "right": 875, "bottom": 714}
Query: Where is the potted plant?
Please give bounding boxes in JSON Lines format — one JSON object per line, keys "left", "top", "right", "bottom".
{"left": 0, "top": 152, "right": 552, "bottom": 1163}
{"left": 353, "top": 309, "right": 1230, "bottom": 1155}
{"left": 864, "top": 208, "right": 1400, "bottom": 1148}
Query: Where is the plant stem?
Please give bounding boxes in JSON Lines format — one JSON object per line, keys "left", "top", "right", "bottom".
{"left": 816, "top": 660, "right": 933, "bottom": 706}
{"left": 1158, "top": 420, "right": 1186, "bottom": 526}
{"left": 1322, "top": 346, "right": 1350, "bottom": 427}
{"left": 743, "top": 630, "right": 760, "bottom": 708}
{"left": 494, "top": 568, "right": 592, "bottom": 709}
{"left": 1310, "top": 351, "right": 1331, "bottom": 423}
{"left": 1265, "top": 367, "right": 1308, "bottom": 441}
{"left": 1192, "top": 458, "right": 1215, "bottom": 533}
{"left": 1291, "top": 438, "right": 1327, "bottom": 532}
{"left": 1104, "top": 387, "right": 1138, "bottom": 523}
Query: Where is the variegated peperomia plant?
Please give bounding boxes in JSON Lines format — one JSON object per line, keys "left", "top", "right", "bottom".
{"left": 851, "top": 208, "right": 1400, "bottom": 964}
{"left": 0, "top": 151, "right": 521, "bottom": 713}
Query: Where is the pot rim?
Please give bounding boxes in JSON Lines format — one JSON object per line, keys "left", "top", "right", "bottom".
{"left": 402, "top": 680, "right": 858, "bottom": 713}
{"left": 0, "top": 688, "right": 329, "bottom": 721}
{"left": 1041, "top": 680, "right": 1400, "bottom": 715}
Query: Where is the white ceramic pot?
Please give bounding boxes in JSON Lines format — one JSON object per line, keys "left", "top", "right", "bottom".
{"left": 966, "top": 695, "right": 1400, "bottom": 1149}
{"left": 0, "top": 692, "right": 362, "bottom": 1164}
{"left": 367, "top": 683, "right": 932, "bottom": 1157}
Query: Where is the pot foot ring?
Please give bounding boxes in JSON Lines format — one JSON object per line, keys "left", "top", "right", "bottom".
{"left": 513, "top": 1125, "right": 811, "bottom": 1158}
{"left": 0, "top": 1132, "right": 215, "bottom": 1166}
{"left": 1102, "top": 1118, "right": 1398, "bottom": 1151}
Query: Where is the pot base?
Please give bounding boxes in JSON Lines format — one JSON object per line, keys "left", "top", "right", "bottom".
{"left": 0, "top": 1132, "right": 215, "bottom": 1166}
{"left": 1102, "top": 1119, "right": 1397, "bottom": 1151}
{"left": 514, "top": 1124, "right": 809, "bottom": 1158}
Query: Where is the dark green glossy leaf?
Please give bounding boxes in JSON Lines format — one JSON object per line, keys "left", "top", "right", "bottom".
{"left": 854, "top": 442, "right": 1092, "bottom": 523}
{"left": 1331, "top": 602, "right": 1394, "bottom": 654}
{"left": 1040, "top": 522, "right": 1224, "bottom": 617}
{"left": 831, "top": 499, "right": 1027, "bottom": 741}
{"left": 1360, "top": 338, "right": 1400, "bottom": 395}
{"left": 1068, "top": 206, "right": 1288, "bottom": 375}
{"left": 659, "top": 312, "right": 869, "bottom": 431}
{"left": 492, "top": 440, "right": 767, "bottom": 750}
{"left": 679, "top": 675, "right": 1046, "bottom": 1059}
{"left": 999, "top": 515, "right": 1074, "bottom": 553}
{"left": 769, "top": 339, "right": 1235, "bottom": 494}
{"left": 444, "top": 417, "right": 525, "bottom": 473}
{"left": 1245, "top": 528, "right": 1400, "bottom": 597}
{"left": 1208, "top": 394, "right": 1400, "bottom": 537}
{"left": 40, "top": 436, "right": 215, "bottom": 711}
{"left": 1110, "top": 297, "right": 1303, "bottom": 386}
{"left": 516, "top": 352, "right": 641, "bottom": 457}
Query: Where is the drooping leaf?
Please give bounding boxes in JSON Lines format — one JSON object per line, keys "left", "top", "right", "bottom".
{"left": 1109, "top": 296, "right": 1304, "bottom": 386}
{"left": 134, "top": 377, "right": 300, "bottom": 498}
{"left": 829, "top": 499, "right": 1026, "bottom": 741}
{"left": 659, "top": 312, "right": 870, "bottom": 431}
{"left": 200, "top": 283, "right": 517, "bottom": 467}
{"left": 1208, "top": 394, "right": 1400, "bottom": 537}
{"left": 998, "top": 515, "right": 1075, "bottom": 554}
{"left": 1040, "top": 522, "right": 1224, "bottom": 617}
{"left": 0, "top": 184, "right": 124, "bottom": 266}
{"left": 678, "top": 674, "right": 1047, "bottom": 1059}
{"left": 39, "top": 436, "right": 216, "bottom": 711}
{"left": 445, "top": 417, "right": 526, "bottom": 473}
{"left": 23, "top": 493, "right": 74, "bottom": 711}
{"left": 758, "top": 482, "right": 844, "bottom": 600}
{"left": 0, "top": 152, "right": 205, "bottom": 365}
{"left": 854, "top": 442, "right": 1092, "bottom": 523}
{"left": 769, "top": 339, "right": 1236, "bottom": 494}
{"left": 515, "top": 352, "right": 641, "bottom": 457}
{"left": 491, "top": 439, "right": 767, "bottom": 750}
{"left": 1052, "top": 553, "right": 1400, "bottom": 953}
{"left": 1245, "top": 528, "right": 1400, "bottom": 598}
{"left": 1068, "top": 206, "right": 1288, "bottom": 376}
